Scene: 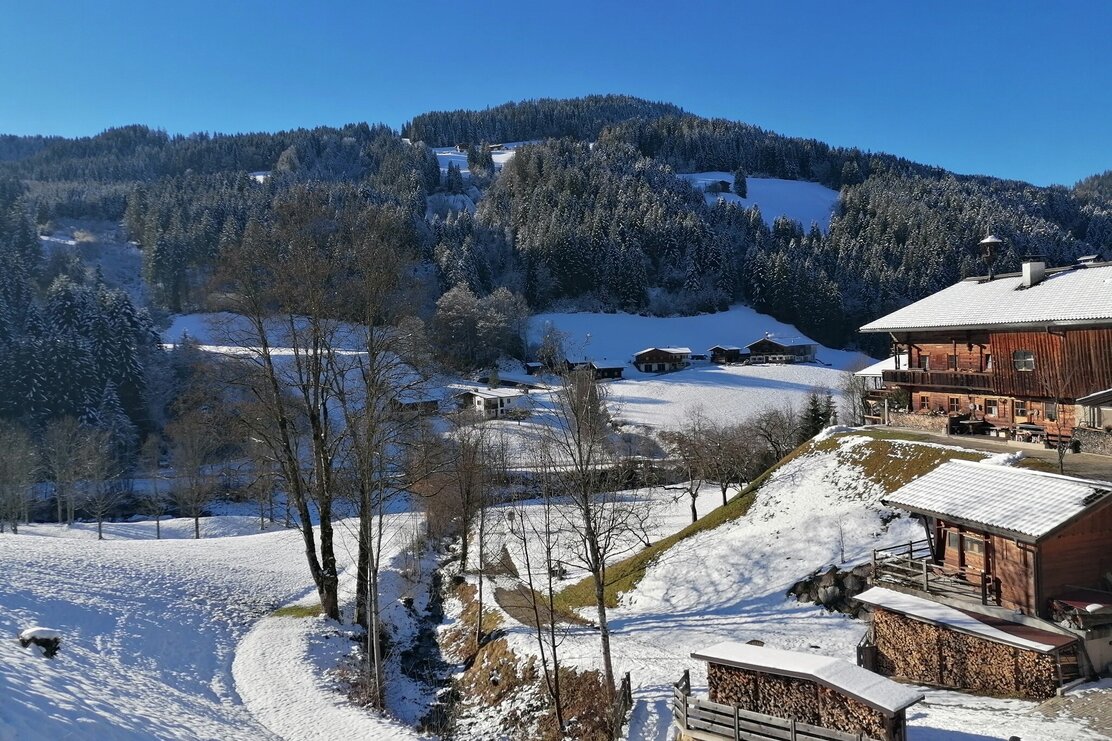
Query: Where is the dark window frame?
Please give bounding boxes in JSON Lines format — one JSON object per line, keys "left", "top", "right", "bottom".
{"left": 1012, "top": 350, "right": 1035, "bottom": 372}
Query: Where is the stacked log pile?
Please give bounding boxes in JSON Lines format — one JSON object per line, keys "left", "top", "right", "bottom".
{"left": 872, "top": 608, "right": 1060, "bottom": 699}
{"left": 818, "top": 685, "right": 887, "bottom": 741}
{"left": 708, "top": 663, "right": 890, "bottom": 740}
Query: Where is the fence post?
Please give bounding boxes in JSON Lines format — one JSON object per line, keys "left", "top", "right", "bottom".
{"left": 981, "top": 572, "right": 988, "bottom": 604}
{"left": 734, "top": 706, "right": 741, "bottom": 741}
{"left": 789, "top": 717, "right": 797, "bottom": 741}
{"left": 922, "top": 559, "right": 929, "bottom": 591}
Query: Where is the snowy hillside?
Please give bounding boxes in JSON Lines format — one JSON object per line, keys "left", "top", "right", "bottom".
{"left": 431, "top": 141, "right": 530, "bottom": 175}
{"left": 678, "top": 172, "right": 840, "bottom": 231}
{"left": 470, "top": 432, "right": 1108, "bottom": 741}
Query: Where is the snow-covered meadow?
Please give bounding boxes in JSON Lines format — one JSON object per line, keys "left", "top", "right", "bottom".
{"left": 677, "top": 172, "right": 841, "bottom": 231}
{"left": 0, "top": 509, "right": 430, "bottom": 741}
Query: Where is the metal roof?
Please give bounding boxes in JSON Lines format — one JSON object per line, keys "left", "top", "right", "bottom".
{"left": 860, "top": 262, "right": 1112, "bottom": 333}
{"left": 883, "top": 460, "right": 1112, "bottom": 540}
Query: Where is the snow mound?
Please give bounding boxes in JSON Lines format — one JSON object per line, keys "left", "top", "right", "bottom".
{"left": 980, "top": 450, "right": 1027, "bottom": 466}
{"left": 18, "top": 626, "right": 61, "bottom": 642}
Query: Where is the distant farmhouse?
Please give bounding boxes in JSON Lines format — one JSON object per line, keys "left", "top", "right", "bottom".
{"left": 708, "top": 345, "right": 746, "bottom": 364}
{"left": 858, "top": 460, "right": 1112, "bottom": 699}
{"left": 633, "top": 347, "right": 691, "bottom": 373}
{"left": 455, "top": 387, "right": 527, "bottom": 418}
{"left": 745, "top": 336, "right": 817, "bottom": 364}
{"left": 860, "top": 251, "right": 1112, "bottom": 453}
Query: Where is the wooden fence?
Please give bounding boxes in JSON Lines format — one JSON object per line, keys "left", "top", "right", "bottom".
{"left": 672, "top": 671, "right": 881, "bottom": 741}
{"left": 610, "top": 671, "right": 633, "bottom": 739}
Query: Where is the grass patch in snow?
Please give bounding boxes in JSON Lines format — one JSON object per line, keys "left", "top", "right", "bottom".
{"left": 555, "top": 441, "right": 817, "bottom": 611}
{"left": 271, "top": 604, "right": 324, "bottom": 619}
{"left": 814, "top": 435, "right": 984, "bottom": 492}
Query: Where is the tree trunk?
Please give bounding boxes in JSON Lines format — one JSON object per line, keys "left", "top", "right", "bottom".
{"left": 690, "top": 494, "right": 698, "bottom": 523}
{"left": 721, "top": 485, "right": 729, "bottom": 508}
{"left": 155, "top": 516, "right": 161, "bottom": 539}
{"left": 97, "top": 518, "right": 103, "bottom": 540}
{"left": 194, "top": 514, "right": 200, "bottom": 539}
{"left": 593, "top": 569, "right": 616, "bottom": 702}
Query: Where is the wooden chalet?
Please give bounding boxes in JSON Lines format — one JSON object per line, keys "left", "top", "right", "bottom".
{"left": 708, "top": 345, "right": 747, "bottom": 364}
{"left": 745, "top": 336, "right": 817, "bottom": 364}
{"left": 633, "top": 347, "right": 691, "bottom": 373}
{"left": 675, "top": 642, "right": 922, "bottom": 741}
{"left": 860, "top": 257, "right": 1112, "bottom": 449}
{"left": 857, "top": 460, "right": 1112, "bottom": 698}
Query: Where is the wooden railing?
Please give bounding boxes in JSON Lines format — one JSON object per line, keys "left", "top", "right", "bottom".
{"left": 672, "top": 671, "right": 881, "bottom": 741}
{"left": 882, "top": 369, "right": 993, "bottom": 392}
{"left": 872, "top": 540, "right": 998, "bottom": 606}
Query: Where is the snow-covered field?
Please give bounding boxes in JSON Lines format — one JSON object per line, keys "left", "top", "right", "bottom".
{"left": 0, "top": 509, "right": 429, "bottom": 741}
{"left": 530, "top": 304, "right": 870, "bottom": 430}
{"left": 473, "top": 433, "right": 1109, "bottom": 741}
{"left": 677, "top": 172, "right": 840, "bottom": 231}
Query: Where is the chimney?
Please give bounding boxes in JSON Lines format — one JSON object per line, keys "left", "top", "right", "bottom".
{"left": 1021, "top": 257, "right": 1046, "bottom": 288}
{"left": 979, "top": 234, "right": 1002, "bottom": 280}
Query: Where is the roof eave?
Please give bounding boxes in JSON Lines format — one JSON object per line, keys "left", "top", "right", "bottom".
{"left": 881, "top": 501, "right": 1041, "bottom": 543}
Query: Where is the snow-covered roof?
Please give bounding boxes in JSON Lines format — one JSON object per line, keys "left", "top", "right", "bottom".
{"left": 855, "top": 587, "right": 1074, "bottom": 654}
{"left": 883, "top": 460, "right": 1112, "bottom": 540}
{"left": 456, "top": 387, "right": 524, "bottom": 400}
{"left": 708, "top": 345, "right": 743, "bottom": 351}
{"left": 853, "top": 354, "right": 908, "bottom": 378}
{"left": 860, "top": 262, "right": 1112, "bottom": 333}
{"left": 634, "top": 346, "right": 692, "bottom": 356}
{"left": 690, "top": 642, "right": 923, "bottom": 715}
{"left": 1077, "top": 387, "right": 1112, "bottom": 406}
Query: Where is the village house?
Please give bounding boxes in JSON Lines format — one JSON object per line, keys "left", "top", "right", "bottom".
{"left": 455, "top": 387, "right": 527, "bottom": 418}
{"left": 857, "top": 460, "right": 1112, "bottom": 699}
{"left": 859, "top": 254, "right": 1112, "bottom": 450}
{"left": 633, "top": 347, "right": 691, "bottom": 373}
{"left": 674, "top": 642, "right": 923, "bottom": 741}
{"left": 745, "top": 336, "right": 818, "bottom": 364}
{"left": 708, "top": 345, "right": 747, "bottom": 364}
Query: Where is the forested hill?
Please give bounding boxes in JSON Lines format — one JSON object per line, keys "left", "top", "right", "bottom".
{"left": 2, "top": 95, "right": 1111, "bottom": 356}
{"left": 402, "top": 94, "right": 684, "bottom": 148}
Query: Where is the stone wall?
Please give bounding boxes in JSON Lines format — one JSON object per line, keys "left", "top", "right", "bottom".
{"left": 788, "top": 564, "right": 873, "bottom": 616}
{"left": 707, "top": 663, "right": 890, "bottom": 741}
{"left": 871, "top": 608, "right": 1060, "bottom": 700}
{"left": 1075, "top": 426, "right": 1112, "bottom": 457}
{"left": 888, "top": 412, "right": 948, "bottom": 433}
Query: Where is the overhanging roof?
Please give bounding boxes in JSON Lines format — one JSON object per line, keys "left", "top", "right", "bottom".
{"left": 860, "top": 262, "right": 1112, "bottom": 333}
{"left": 882, "top": 460, "right": 1112, "bottom": 541}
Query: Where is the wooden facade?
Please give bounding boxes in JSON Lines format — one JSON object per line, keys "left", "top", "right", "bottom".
{"left": 633, "top": 348, "right": 690, "bottom": 373}
{"left": 882, "top": 327, "right": 1112, "bottom": 441}
{"left": 709, "top": 345, "right": 745, "bottom": 364}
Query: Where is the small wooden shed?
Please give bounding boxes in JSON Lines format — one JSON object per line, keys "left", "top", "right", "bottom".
{"left": 690, "top": 642, "right": 923, "bottom": 741}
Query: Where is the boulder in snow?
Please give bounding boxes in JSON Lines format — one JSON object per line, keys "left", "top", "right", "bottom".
{"left": 18, "top": 626, "right": 62, "bottom": 658}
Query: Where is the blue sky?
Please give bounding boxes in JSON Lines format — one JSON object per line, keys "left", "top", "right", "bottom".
{"left": 1, "top": 1, "right": 1108, "bottom": 186}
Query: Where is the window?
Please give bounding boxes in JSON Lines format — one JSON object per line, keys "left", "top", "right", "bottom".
{"left": 919, "top": 395, "right": 930, "bottom": 411}
{"left": 947, "top": 354, "right": 958, "bottom": 369}
{"left": 986, "top": 399, "right": 999, "bottom": 417}
{"left": 948, "top": 397, "right": 962, "bottom": 413}
{"left": 946, "top": 531, "right": 960, "bottom": 549}
{"left": 1012, "top": 350, "right": 1035, "bottom": 371}
{"left": 964, "top": 536, "right": 985, "bottom": 555}
{"left": 1045, "top": 401, "right": 1057, "bottom": 421}
{"left": 1015, "top": 399, "right": 1027, "bottom": 418}
{"left": 917, "top": 355, "right": 930, "bottom": 370}
{"left": 985, "top": 354, "right": 993, "bottom": 371}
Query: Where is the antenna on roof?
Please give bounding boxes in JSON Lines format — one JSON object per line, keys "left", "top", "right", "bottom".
{"left": 979, "top": 234, "right": 1003, "bottom": 281}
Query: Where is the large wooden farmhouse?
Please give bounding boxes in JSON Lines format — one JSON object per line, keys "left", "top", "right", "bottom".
{"left": 860, "top": 256, "right": 1112, "bottom": 450}
{"left": 745, "top": 336, "right": 817, "bottom": 364}
{"left": 633, "top": 347, "right": 691, "bottom": 373}
{"left": 857, "top": 460, "right": 1112, "bottom": 699}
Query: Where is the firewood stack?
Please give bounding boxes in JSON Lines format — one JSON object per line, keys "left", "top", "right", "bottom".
{"left": 872, "top": 608, "right": 1060, "bottom": 699}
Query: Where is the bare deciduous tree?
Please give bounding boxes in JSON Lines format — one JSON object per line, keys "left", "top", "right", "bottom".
{"left": 138, "top": 435, "right": 169, "bottom": 539}
{"left": 0, "top": 422, "right": 37, "bottom": 534}
{"left": 42, "top": 416, "right": 84, "bottom": 525}
{"left": 167, "top": 409, "right": 221, "bottom": 539}
{"left": 80, "top": 428, "right": 125, "bottom": 540}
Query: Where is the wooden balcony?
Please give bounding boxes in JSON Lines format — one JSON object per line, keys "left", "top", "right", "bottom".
{"left": 872, "top": 539, "right": 999, "bottom": 606}
{"left": 882, "top": 369, "right": 993, "bottom": 392}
